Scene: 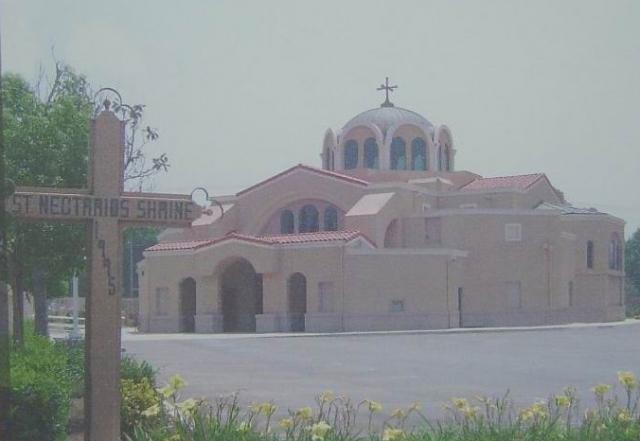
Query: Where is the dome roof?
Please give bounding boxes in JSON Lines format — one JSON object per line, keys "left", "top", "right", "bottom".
{"left": 342, "top": 106, "right": 433, "bottom": 135}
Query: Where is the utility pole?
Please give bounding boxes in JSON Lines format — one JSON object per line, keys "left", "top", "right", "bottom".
{"left": 0, "top": 13, "right": 12, "bottom": 439}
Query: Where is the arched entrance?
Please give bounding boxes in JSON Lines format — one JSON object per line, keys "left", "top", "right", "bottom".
{"left": 287, "top": 272, "right": 307, "bottom": 332}
{"left": 220, "top": 259, "right": 263, "bottom": 332}
{"left": 179, "top": 277, "right": 196, "bottom": 333}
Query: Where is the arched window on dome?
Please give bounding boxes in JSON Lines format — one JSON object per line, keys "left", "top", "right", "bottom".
{"left": 364, "top": 138, "right": 379, "bottom": 169}
{"left": 438, "top": 144, "right": 451, "bottom": 171}
{"left": 324, "top": 206, "right": 338, "bottom": 231}
{"left": 299, "top": 205, "right": 319, "bottom": 233}
{"left": 390, "top": 137, "right": 407, "bottom": 170}
{"left": 330, "top": 150, "right": 335, "bottom": 170}
{"left": 323, "top": 148, "right": 330, "bottom": 170}
{"left": 280, "top": 210, "right": 294, "bottom": 234}
{"left": 344, "top": 140, "right": 358, "bottom": 169}
{"left": 411, "top": 138, "right": 427, "bottom": 171}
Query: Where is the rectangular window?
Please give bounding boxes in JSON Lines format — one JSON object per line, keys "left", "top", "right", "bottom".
{"left": 390, "top": 300, "right": 405, "bottom": 313}
{"left": 155, "top": 287, "right": 169, "bottom": 316}
{"left": 505, "top": 281, "right": 522, "bottom": 309}
{"left": 505, "top": 223, "right": 522, "bottom": 242}
{"left": 318, "top": 282, "right": 335, "bottom": 313}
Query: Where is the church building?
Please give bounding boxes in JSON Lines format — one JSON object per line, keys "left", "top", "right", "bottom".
{"left": 138, "top": 82, "right": 625, "bottom": 333}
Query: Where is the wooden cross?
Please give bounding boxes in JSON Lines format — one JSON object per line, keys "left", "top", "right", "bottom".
{"left": 377, "top": 76, "right": 398, "bottom": 107}
{"left": 5, "top": 101, "right": 204, "bottom": 441}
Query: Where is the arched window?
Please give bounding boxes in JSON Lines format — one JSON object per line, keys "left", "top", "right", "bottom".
{"left": 609, "top": 233, "right": 622, "bottom": 270}
{"left": 411, "top": 138, "right": 427, "bottom": 171}
{"left": 280, "top": 210, "right": 294, "bottom": 234}
{"left": 586, "top": 240, "right": 594, "bottom": 269}
{"left": 390, "top": 137, "right": 407, "bottom": 170}
{"left": 323, "top": 148, "right": 330, "bottom": 170}
{"left": 443, "top": 145, "right": 451, "bottom": 171}
{"left": 324, "top": 206, "right": 338, "bottom": 231}
{"left": 344, "top": 140, "right": 358, "bottom": 169}
{"left": 299, "top": 205, "right": 319, "bottom": 233}
{"left": 364, "top": 138, "right": 379, "bottom": 169}
{"left": 330, "top": 150, "right": 335, "bottom": 170}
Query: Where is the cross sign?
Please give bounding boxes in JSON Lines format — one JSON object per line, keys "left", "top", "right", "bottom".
{"left": 377, "top": 76, "right": 398, "bottom": 107}
{"left": 5, "top": 94, "right": 205, "bottom": 441}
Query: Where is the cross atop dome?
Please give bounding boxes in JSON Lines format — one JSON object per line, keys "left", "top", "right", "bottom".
{"left": 377, "top": 77, "right": 398, "bottom": 107}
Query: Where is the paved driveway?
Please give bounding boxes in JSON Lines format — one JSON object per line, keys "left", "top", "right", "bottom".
{"left": 123, "top": 321, "right": 640, "bottom": 421}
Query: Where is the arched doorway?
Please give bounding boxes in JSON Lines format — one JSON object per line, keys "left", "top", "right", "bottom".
{"left": 287, "top": 272, "right": 307, "bottom": 332}
{"left": 220, "top": 259, "right": 263, "bottom": 332}
{"left": 179, "top": 278, "right": 196, "bottom": 333}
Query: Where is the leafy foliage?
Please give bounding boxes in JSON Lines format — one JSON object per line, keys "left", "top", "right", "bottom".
{"left": 626, "top": 228, "right": 640, "bottom": 295}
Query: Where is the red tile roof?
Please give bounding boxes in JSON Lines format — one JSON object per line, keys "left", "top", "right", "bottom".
{"left": 237, "top": 164, "right": 368, "bottom": 196}
{"left": 459, "top": 173, "right": 545, "bottom": 191}
{"left": 146, "top": 230, "right": 372, "bottom": 253}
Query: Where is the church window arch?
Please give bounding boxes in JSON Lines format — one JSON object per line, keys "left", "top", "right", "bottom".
{"left": 324, "top": 206, "right": 338, "bottom": 231}
{"left": 390, "top": 137, "right": 407, "bottom": 170}
{"left": 411, "top": 137, "right": 427, "bottom": 171}
{"left": 344, "top": 140, "right": 358, "bottom": 169}
{"left": 586, "top": 240, "right": 594, "bottom": 269}
{"left": 609, "top": 233, "right": 623, "bottom": 270}
{"left": 364, "top": 138, "right": 379, "bottom": 169}
{"left": 323, "top": 148, "right": 331, "bottom": 170}
{"left": 280, "top": 210, "right": 295, "bottom": 234}
{"left": 299, "top": 205, "right": 320, "bottom": 233}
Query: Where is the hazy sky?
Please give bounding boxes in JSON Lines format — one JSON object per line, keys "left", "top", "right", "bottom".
{"left": 2, "top": 1, "right": 639, "bottom": 234}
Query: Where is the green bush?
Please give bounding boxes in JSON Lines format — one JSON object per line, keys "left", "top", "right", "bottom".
{"left": 122, "top": 354, "right": 157, "bottom": 386}
{"left": 10, "top": 332, "right": 73, "bottom": 441}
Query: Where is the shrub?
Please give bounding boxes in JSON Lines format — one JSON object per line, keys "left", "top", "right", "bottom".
{"left": 10, "top": 332, "right": 73, "bottom": 441}
{"left": 122, "top": 354, "right": 157, "bottom": 386}
{"left": 121, "top": 377, "right": 161, "bottom": 437}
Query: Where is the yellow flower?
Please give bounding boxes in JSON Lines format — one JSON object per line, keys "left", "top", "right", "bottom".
{"left": 319, "top": 390, "right": 335, "bottom": 403}
{"left": 249, "top": 402, "right": 263, "bottom": 413}
{"left": 617, "top": 409, "right": 632, "bottom": 423}
{"left": 141, "top": 404, "right": 160, "bottom": 418}
{"left": 176, "top": 398, "right": 199, "bottom": 416}
{"left": 366, "top": 400, "right": 383, "bottom": 413}
{"left": 519, "top": 409, "right": 534, "bottom": 422}
{"left": 296, "top": 406, "right": 314, "bottom": 420}
{"left": 238, "top": 421, "right": 251, "bottom": 432}
{"left": 618, "top": 371, "right": 638, "bottom": 390}
{"left": 279, "top": 417, "right": 294, "bottom": 430}
{"left": 408, "top": 401, "right": 422, "bottom": 411}
{"left": 462, "top": 405, "right": 479, "bottom": 418}
{"left": 592, "top": 384, "right": 611, "bottom": 398}
{"left": 452, "top": 398, "right": 469, "bottom": 410}
{"left": 520, "top": 401, "right": 548, "bottom": 421}
{"left": 390, "top": 408, "right": 406, "bottom": 419}
{"left": 310, "top": 421, "right": 331, "bottom": 441}
{"left": 554, "top": 395, "right": 571, "bottom": 408}
{"left": 261, "top": 402, "right": 278, "bottom": 416}
{"left": 382, "top": 428, "right": 405, "bottom": 441}
{"left": 158, "top": 385, "right": 175, "bottom": 399}
{"left": 168, "top": 374, "right": 187, "bottom": 391}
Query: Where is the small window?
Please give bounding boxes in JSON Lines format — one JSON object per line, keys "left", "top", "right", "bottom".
{"left": 364, "top": 138, "right": 379, "bottom": 169}
{"left": 586, "top": 241, "right": 594, "bottom": 269}
{"left": 390, "top": 137, "right": 407, "bottom": 170}
{"left": 505, "top": 223, "right": 522, "bottom": 242}
{"left": 609, "top": 233, "right": 622, "bottom": 270}
{"left": 505, "top": 281, "right": 522, "bottom": 309}
{"left": 155, "top": 287, "right": 169, "bottom": 316}
{"left": 299, "top": 205, "right": 319, "bottom": 233}
{"left": 318, "top": 282, "right": 334, "bottom": 313}
{"left": 390, "top": 300, "right": 405, "bottom": 312}
{"left": 280, "top": 210, "right": 294, "bottom": 234}
{"left": 324, "top": 206, "right": 338, "bottom": 231}
{"left": 344, "top": 140, "right": 358, "bottom": 169}
{"left": 323, "top": 148, "right": 331, "bottom": 170}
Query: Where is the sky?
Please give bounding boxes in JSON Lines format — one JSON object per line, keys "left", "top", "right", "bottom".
{"left": 2, "top": 1, "right": 639, "bottom": 235}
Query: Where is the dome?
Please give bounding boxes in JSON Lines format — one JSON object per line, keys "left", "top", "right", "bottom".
{"left": 342, "top": 106, "right": 434, "bottom": 135}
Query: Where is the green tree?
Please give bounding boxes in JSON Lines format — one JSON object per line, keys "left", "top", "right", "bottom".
{"left": 3, "top": 63, "right": 165, "bottom": 340}
{"left": 625, "top": 228, "right": 640, "bottom": 296}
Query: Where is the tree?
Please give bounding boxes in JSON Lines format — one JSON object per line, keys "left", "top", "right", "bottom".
{"left": 3, "top": 62, "right": 167, "bottom": 340}
{"left": 625, "top": 228, "right": 640, "bottom": 296}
